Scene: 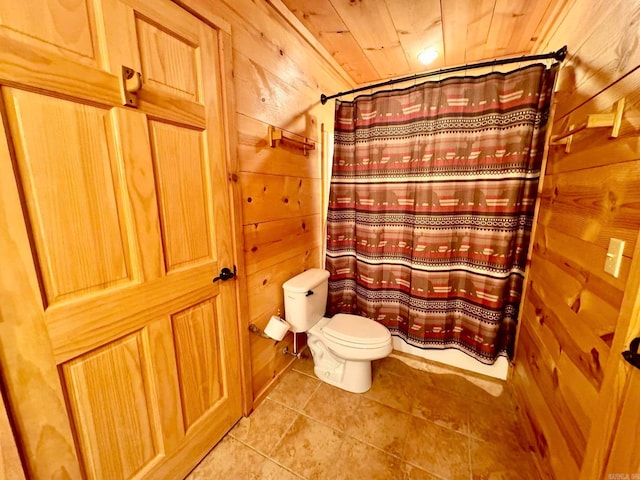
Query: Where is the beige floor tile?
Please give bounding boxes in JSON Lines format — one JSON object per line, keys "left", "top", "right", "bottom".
{"left": 292, "top": 354, "right": 316, "bottom": 378}
{"left": 251, "top": 459, "right": 303, "bottom": 480}
{"left": 418, "top": 369, "right": 487, "bottom": 399}
{"left": 364, "top": 368, "right": 417, "bottom": 413}
{"left": 470, "top": 437, "right": 538, "bottom": 479}
{"left": 472, "top": 385, "right": 515, "bottom": 410}
{"left": 376, "top": 356, "right": 423, "bottom": 380}
{"left": 404, "top": 416, "right": 471, "bottom": 480}
{"left": 402, "top": 462, "right": 442, "bottom": 480}
{"left": 417, "top": 366, "right": 512, "bottom": 409}
{"left": 230, "top": 398, "right": 299, "bottom": 456}
{"left": 191, "top": 355, "right": 545, "bottom": 480}
{"left": 303, "top": 382, "right": 361, "bottom": 432}
{"left": 467, "top": 399, "right": 521, "bottom": 445}
{"left": 345, "top": 397, "right": 411, "bottom": 457}
{"left": 186, "top": 436, "right": 265, "bottom": 479}
{"left": 270, "top": 415, "right": 344, "bottom": 480}
{"left": 329, "top": 436, "right": 403, "bottom": 480}
{"left": 267, "top": 370, "right": 321, "bottom": 411}
{"left": 412, "top": 385, "right": 469, "bottom": 434}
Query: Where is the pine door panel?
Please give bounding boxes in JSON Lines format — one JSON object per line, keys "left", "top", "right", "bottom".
{"left": 0, "top": 0, "right": 99, "bottom": 67}
{"left": 113, "top": 107, "right": 165, "bottom": 281}
{"left": 3, "top": 88, "right": 133, "bottom": 303}
{"left": 61, "top": 333, "right": 160, "bottom": 480}
{"left": 173, "top": 300, "right": 224, "bottom": 430}
{"left": 149, "top": 120, "right": 213, "bottom": 271}
{"left": 146, "top": 316, "right": 184, "bottom": 453}
{"left": 135, "top": 18, "right": 200, "bottom": 102}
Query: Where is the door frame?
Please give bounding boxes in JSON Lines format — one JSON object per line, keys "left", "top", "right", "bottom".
{"left": 214, "top": 27, "right": 254, "bottom": 418}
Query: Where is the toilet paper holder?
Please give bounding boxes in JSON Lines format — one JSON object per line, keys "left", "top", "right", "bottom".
{"left": 248, "top": 323, "right": 272, "bottom": 339}
{"left": 249, "top": 313, "right": 290, "bottom": 342}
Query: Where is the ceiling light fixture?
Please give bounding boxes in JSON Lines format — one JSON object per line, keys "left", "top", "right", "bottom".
{"left": 417, "top": 48, "right": 438, "bottom": 65}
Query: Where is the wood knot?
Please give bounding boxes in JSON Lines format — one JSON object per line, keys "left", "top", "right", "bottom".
{"left": 247, "top": 197, "right": 252, "bottom": 203}
{"left": 608, "top": 191, "right": 618, "bottom": 211}
{"left": 534, "top": 307, "right": 544, "bottom": 323}
{"left": 551, "top": 367, "right": 559, "bottom": 389}
{"left": 570, "top": 295, "right": 581, "bottom": 313}
{"left": 590, "top": 348, "right": 601, "bottom": 371}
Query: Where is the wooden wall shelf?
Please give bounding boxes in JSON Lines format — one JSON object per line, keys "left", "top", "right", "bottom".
{"left": 268, "top": 125, "right": 315, "bottom": 156}
{"left": 550, "top": 98, "right": 625, "bottom": 152}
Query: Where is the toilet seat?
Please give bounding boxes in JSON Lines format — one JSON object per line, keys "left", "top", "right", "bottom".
{"left": 322, "top": 314, "right": 391, "bottom": 349}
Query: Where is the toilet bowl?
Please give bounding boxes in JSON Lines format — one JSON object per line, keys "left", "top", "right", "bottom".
{"left": 283, "top": 269, "right": 392, "bottom": 393}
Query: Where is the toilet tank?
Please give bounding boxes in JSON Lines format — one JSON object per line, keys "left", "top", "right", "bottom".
{"left": 282, "top": 269, "right": 330, "bottom": 332}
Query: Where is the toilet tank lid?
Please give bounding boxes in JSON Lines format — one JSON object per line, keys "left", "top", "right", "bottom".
{"left": 282, "top": 269, "right": 330, "bottom": 293}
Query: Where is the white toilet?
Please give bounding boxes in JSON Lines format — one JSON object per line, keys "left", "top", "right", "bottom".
{"left": 282, "top": 268, "right": 392, "bottom": 393}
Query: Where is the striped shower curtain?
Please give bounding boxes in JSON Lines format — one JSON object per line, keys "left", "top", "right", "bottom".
{"left": 325, "top": 64, "right": 557, "bottom": 364}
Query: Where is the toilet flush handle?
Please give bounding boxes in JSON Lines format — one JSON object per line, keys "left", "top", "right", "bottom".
{"left": 306, "top": 290, "right": 314, "bottom": 297}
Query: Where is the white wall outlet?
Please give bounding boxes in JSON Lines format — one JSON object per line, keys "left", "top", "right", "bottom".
{"left": 604, "top": 238, "right": 625, "bottom": 278}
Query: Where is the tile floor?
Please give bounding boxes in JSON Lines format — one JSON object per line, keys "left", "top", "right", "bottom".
{"left": 187, "top": 353, "right": 539, "bottom": 480}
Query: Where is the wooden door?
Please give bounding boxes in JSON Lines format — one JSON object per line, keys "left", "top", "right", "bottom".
{"left": 604, "top": 364, "right": 640, "bottom": 476}
{"left": 0, "top": 389, "right": 25, "bottom": 480}
{"left": 0, "top": 0, "right": 242, "bottom": 479}
{"left": 580, "top": 226, "right": 640, "bottom": 479}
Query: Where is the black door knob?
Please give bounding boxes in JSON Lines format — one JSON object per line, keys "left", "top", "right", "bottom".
{"left": 622, "top": 337, "right": 640, "bottom": 370}
{"left": 213, "top": 266, "right": 236, "bottom": 282}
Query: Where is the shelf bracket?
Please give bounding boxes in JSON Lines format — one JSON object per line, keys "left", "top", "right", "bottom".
{"left": 550, "top": 98, "right": 625, "bottom": 153}
{"left": 268, "top": 125, "right": 315, "bottom": 156}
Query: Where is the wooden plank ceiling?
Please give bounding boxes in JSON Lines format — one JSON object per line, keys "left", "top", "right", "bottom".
{"left": 281, "top": 0, "right": 571, "bottom": 85}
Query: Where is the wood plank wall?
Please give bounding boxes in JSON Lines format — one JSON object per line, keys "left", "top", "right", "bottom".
{"left": 513, "top": 0, "right": 640, "bottom": 477}
{"left": 179, "top": 0, "right": 352, "bottom": 405}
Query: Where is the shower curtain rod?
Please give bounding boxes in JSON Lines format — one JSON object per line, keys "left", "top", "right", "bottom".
{"left": 320, "top": 45, "right": 567, "bottom": 105}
